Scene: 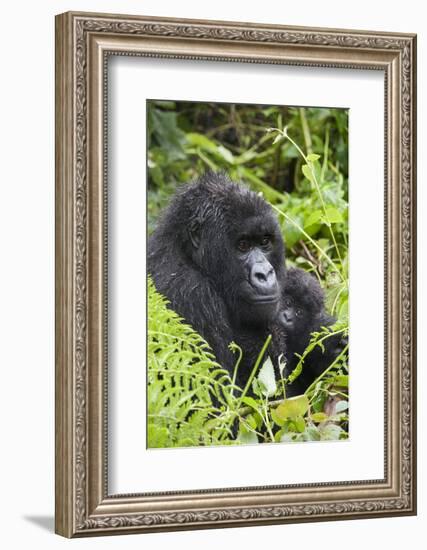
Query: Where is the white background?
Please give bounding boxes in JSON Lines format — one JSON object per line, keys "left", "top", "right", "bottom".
{"left": 0, "top": 1, "right": 424, "bottom": 548}
{"left": 109, "top": 59, "right": 385, "bottom": 493}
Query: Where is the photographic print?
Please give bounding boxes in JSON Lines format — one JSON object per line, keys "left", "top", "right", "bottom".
{"left": 56, "top": 12, "right": 416, "bottom": 537}
{"left": 147, "top": 101, "right": 349, "bottom": 449}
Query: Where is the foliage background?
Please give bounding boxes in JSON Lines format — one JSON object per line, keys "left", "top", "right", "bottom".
{"left": 147, "top": 100, "right": 349, "bottom": 447}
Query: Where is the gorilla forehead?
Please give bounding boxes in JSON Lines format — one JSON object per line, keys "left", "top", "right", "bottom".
{"left": 229, "top": 214, "right": 279, "bottom": 238}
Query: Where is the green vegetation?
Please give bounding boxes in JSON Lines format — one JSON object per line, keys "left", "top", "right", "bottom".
{"left": 147, "top": 101, "right": 349, "bottom": 447}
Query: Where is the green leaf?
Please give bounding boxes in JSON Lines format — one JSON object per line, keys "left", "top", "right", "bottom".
{"left": 282, "top": 213, "right": 304, "bottom": 248}
{"left": 148, "top": 109, "right": 186, "bottom": 160}
{"left": 303, "top": 427, "right": 321, "bottom": 441}
{"left": 235, "top": 150, "right": 258, "bottom": 164}
{"left": 147, "top": 424, "right": 169, "bottom": 448}
{"left": 307, "top": 153, "right": 321, "bottom": 162}
{"left": 311, "top": 386, "right": 328, "bottom": 412}
{"left": 237, "top": 430, "right": 259, "bottom": 445}
{"left": 319, "top": 424, "right": 344, "bottom": 441}
{"left": 245, "top": 414, "right": 258, "bottom": 430}
{"left": 323, "top": 206, "right": 344, "bottom": 224}
{"left": 241, "top": 396, "right": 260, "bottom": 410}
{"left": 251, "top": 379, "right": 263, "bottom": 398}
{"left": 257, "top": 357, "right": 277, "bottom": 397}
{"left": 186, "top": 132, "right": 218, "bottom": 151}
{"left": 216, "top": 145, "right": 235, "bottom": 164}
{"left": 301, "top": 164, "right": 314, "bottom": 183}
{"left": 274, "top": 429, "right": 284, "bottom": 442}
{"left": 334, "top": 375, "right": 349, "bottom": 387}
{"left": 253, "top": 412, "right": 263, "bottom": 429}
{"left": 176, "top": 437, "right": 196, "bottom": 447}
{"left": 337, "top": 299, "right": 349, "bottom": 321}
{"left": 311, "top": 412, "right": 329, "bottom": 423}
{"left": 294, "top": 416, "right": 306, "bottom": 433}
{"left": 237, "top": 422, "right": 258, "bottom": 445}
{"left": 275, "top": 395, "right": 309, "bottom": 421}
{"left": 304, "top": 209, "right": 323, "bottom": 228}
{"left": 147, "top": 277, "right": 234, "bottom": 449}
{"left": 271, "top": 407, "right": 286, "bottom": 427}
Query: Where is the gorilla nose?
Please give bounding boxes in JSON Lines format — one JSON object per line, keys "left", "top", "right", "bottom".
{"left": 282, "top": 310, "right": 294, "bottom": 323}
{"left": 250, "top": 263, "right": 277, "bottom": 295}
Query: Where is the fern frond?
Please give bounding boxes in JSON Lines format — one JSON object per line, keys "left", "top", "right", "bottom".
{"left": 147, "top": 277, "right": 236, "bottom": 448}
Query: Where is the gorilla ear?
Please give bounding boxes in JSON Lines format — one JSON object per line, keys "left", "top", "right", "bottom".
{"left": 188, "top": 220, "right": 201, "bottom": 249}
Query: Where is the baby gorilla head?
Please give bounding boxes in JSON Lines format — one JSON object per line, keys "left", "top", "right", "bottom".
{"left": 279, "top": 267, "right": 332, "bottom": 351}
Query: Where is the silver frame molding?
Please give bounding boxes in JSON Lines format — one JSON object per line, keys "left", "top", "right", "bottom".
{"left": 55, "top": 11, "right": 417, "bottom": 538}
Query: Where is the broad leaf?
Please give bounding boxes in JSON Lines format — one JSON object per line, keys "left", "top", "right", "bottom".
{"left": 302, "top": 164, "right": 314, "bottom": 183}
{"left": 323, "top": 206, "right": 344, "bottom": 224}
{"left": 304, "top": 209, "right": 323, "bottom": 228}
{"left": 258, "top": 357, "right": 277, "bottom": 397}
{"left": 275, "top": 395, "right": 309, "bottom": 421}
{"left": 311, "top": 412, "right": 329, "bottom": 423}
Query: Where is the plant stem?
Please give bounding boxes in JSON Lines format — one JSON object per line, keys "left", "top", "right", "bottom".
{"left": 269, "top": 127, "right": 347, "bottom": 282}
{"left": 263, "top": 398, "right": 276, "bottom": 442}
{"left": 331, "top": 284, "right": 346, "bottom": 316}
{"left": 270, "top": 204, "right": 344, "bottom": 282}
{"left": 288, "top": 326, "right": 348, "bottom": 383}
{"left": 230, "top": 343, "right": 243, "bottom": 399}
{"left": 331, "top": 389, "right": 349, "bottom": 400}
{"left": 283, "top": 130, "right": 345, "bottom": 271}
{"left": 321, "top": 124, "right": 330, "bottom": 182}
{"left": 235, "top": 334, "right": 272, "bottom": 411}
{"left": 299, "top": 108, "right": 312, "bottom": 153}
{"left": 305, "top": 343, "right": 349, "bottom": 398}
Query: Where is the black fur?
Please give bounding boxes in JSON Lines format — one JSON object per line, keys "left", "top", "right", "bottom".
{"left": 148, "top": 172, "right": 286, "bottom": 388}
{"left": 274, "top": 267, "right": 345, "bottom": 396}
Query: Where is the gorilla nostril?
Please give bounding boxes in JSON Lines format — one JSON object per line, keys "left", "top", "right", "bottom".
{"left": 255, "top": 271, "right": 267, "bottom": 283}
{"left": 253, "top": 266, "right": 274, "bottom": 285}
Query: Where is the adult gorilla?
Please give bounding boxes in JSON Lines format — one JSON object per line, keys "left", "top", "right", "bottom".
{"left": 148, "top": 172, "right": 286, "bottom": 387}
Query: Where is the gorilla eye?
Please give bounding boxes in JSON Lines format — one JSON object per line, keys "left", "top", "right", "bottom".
{"left": 296, "top": 308, "right": 303, "bottom": 317}
{"left": 237, "top": 239, "right": 251, "bottom": 252}
{"left": 261, "top": 235, "right": 271, "bottom": 247}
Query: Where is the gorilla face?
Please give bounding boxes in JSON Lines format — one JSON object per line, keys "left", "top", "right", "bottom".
{"left": 184, "top": 178, "right": 286, "bottom": 328}
{"left": 279, "top": 294, "right": 312, "bottom": 338}
{"left": 276, "top": 267, "right": 331, "bottom": 352}
{"left": 229, "top": 217, "right": 283, "bottom": 325}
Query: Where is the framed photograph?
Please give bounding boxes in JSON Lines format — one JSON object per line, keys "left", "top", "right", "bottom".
{"left": 55, "top": 11, "right": 417, "bottom": 537}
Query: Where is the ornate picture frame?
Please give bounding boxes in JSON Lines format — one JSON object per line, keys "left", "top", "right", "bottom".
{"left": 55, "top": 11, "right": 417, "bottom": 537}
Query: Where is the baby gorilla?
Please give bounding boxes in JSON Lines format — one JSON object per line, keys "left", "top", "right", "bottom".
{"left": 273, "top": 267, "right": 346, "bottom": 397}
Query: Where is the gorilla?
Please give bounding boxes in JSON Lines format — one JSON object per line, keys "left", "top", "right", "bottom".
{"left": 148, "top": 172, "right": 286, "bottom": 388}
{"left": 273, "top": 267, "right": 347, "bottom": 396}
